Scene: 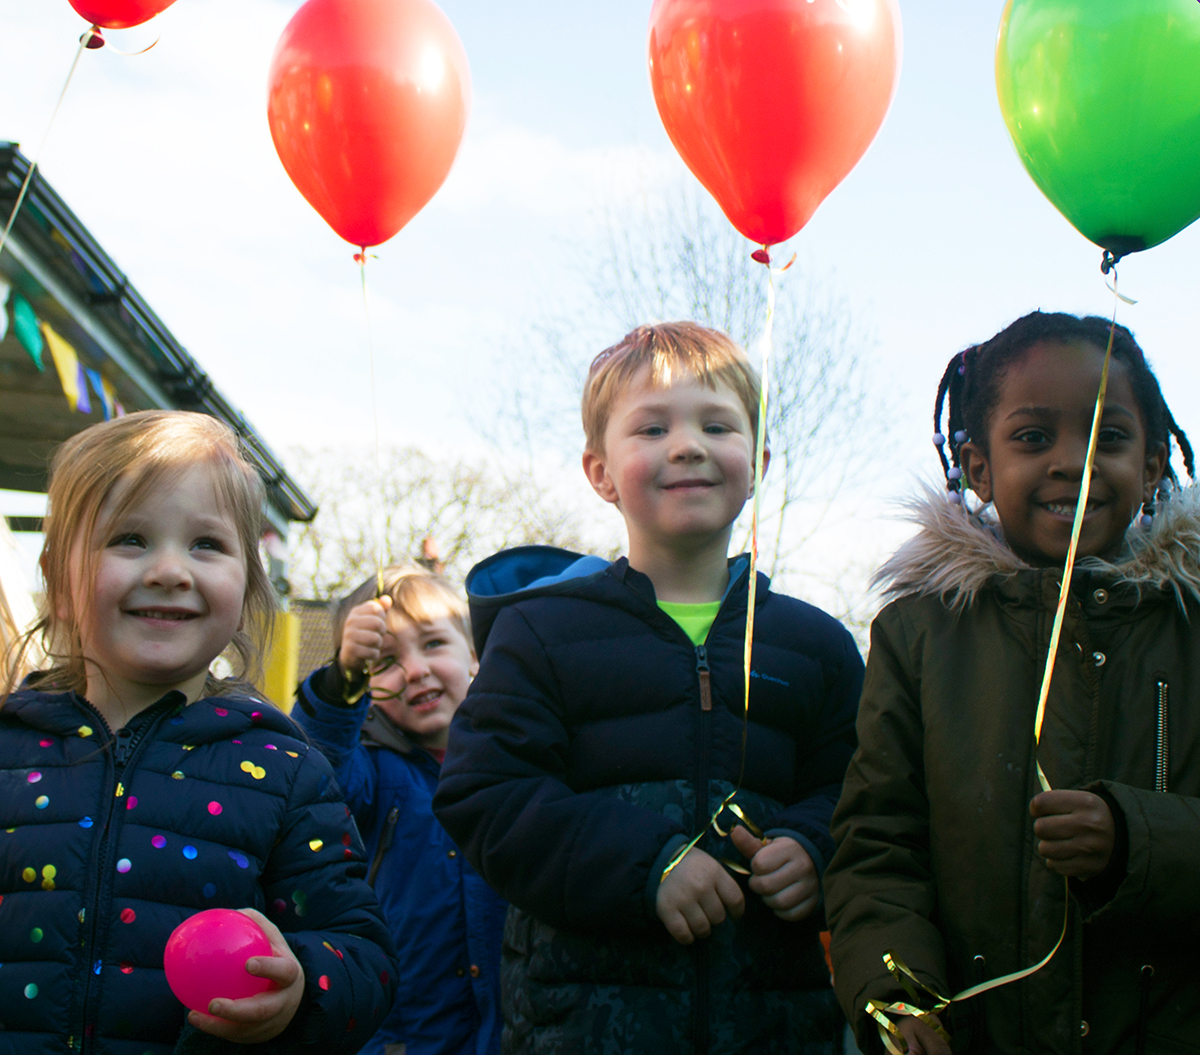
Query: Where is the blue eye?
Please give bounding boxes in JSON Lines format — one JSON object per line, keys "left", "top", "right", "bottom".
{"left": 108, "top": 533, "right": 144, "bottom": 548}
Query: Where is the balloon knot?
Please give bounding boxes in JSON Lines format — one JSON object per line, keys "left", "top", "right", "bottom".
{"left": 1100, "top": 250, "right": 1120, "bottom": 276}
{"left": 353, "top": 251, "right": 366, "bottom": 265}
{"left": 83, "top": 26, "right": 105, "bottom": 49}
{"left": 751, "top": 248, "right": 771, "bottom": 265}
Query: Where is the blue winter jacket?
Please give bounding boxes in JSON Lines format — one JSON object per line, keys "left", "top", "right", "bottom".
{"left": 433, "top": 547, "right": 864, "bottom": 1055}
{"left": 294, "top": 669, "right": 505, "bottom": 1055}
{"left": 0, "top": 685, "right": 399, "bottom": 1055}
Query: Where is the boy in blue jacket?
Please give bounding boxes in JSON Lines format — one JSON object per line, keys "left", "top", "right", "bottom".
{"left": 294, "top": 566, "right": 505, "bottom": 1055}
{"left": 433, "top": 322, "right": 863, "bottom": 1054}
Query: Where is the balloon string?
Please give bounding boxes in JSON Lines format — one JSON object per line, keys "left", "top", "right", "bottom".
{"left": 357, "top": 250, "right": 386, "bottom": 597}
{"left": 740, "top": 254, "right": 776, "bottom": 786}
{"left": 870, "top": 268, "right": 1124, "bottom": 1051}
{"left": 661, "top": 245, "right": 790, "bottom": 883}
{"left": 0, "top": 26, "right": 97, "bottom": 262}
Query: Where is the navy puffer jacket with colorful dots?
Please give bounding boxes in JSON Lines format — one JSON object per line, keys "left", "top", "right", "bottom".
{"left": 0, "top": 685, "right": 400, "bottom": 1055}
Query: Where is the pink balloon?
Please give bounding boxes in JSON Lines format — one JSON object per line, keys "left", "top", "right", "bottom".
{"left": 163, "top": 909, "right": 274, "bottom": 1014}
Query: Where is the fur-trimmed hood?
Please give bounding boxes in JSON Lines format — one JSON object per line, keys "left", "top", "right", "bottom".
{"left": 874, "top": 484, "right": 1200, "bottom": 612}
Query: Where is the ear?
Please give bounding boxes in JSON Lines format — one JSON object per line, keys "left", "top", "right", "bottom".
{"left": 1144, "top": 441, "right": 1169, "bottom": 501}
{"left": 468, "top": 652, "right": 480, "bottom": 679}
{"left": 959, "top": 441, "right": 993, "bottom": 503}
{"left": 582, "top": 449, "right": 620, "bottom": 506}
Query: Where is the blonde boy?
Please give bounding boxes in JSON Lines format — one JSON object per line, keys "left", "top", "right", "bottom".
{"left": 294, "top": 566, "right": 505, "bottom": 1055}
{"left": 435, "top": 322, "right": 863, "bottom": 1054}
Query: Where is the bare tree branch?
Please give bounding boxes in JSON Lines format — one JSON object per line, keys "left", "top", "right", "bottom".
{"left": 286, "top": 446, "right": 597, "bottom": 601}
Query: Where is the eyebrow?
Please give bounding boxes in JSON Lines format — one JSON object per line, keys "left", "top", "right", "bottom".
{"left": 1005, "top": 404, "right": 1136, "bottom": 421}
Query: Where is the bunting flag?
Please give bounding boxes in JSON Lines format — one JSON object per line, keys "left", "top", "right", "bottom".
{"left": 75, "top": 361, "right": 92, "bottom": 414}
{"left": 12, "top": 294, "right": 44, "bottom": 371}
{"left": 41, "top": 321, "right": 83, "bottom": 411}
{"left": 0, "top": 279, "right": 10, "bottom": 342}
{"left": 86, "top": 368, "right": 116, "bottom": 420}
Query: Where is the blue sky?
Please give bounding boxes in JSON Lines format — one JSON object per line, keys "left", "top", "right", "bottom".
{"left": 4, "top": 0, "right": 1200, "bottom": 601}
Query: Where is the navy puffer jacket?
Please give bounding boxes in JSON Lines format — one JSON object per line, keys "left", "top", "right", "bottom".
{"left": 434, "top": 548, "right": 863, "bottom": 1055}
{"left": 0, "top": 686, "right": 399, "bottom": 1055}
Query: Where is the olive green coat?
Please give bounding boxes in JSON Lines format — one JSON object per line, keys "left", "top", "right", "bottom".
{"left": 826, "top": 489, "right": 1200, "bottom": 1055}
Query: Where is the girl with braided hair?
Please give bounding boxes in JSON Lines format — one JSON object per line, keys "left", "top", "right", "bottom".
{"left": 825, "top": 311, "right": 1200, "bottom": 1054}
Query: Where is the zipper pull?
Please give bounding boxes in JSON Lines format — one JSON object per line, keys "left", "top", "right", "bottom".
{"left": 113, "top": 728, "right": 134, "bottom": 767}
{"left": 695, "top": 646, "right": 712, "bottom": 712}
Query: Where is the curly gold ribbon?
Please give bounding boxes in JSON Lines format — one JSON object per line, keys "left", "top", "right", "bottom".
{"left": 870, "top": 267, "right": 1123, "bottom": 1050}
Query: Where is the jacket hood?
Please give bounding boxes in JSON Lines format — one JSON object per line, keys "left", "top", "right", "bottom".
{"left": 465, "top": 546, "right": 757, "bottom": 656}
{"left": 466, "top": 546, "right": 611, "bottom": 655}
{"left": 875, "top": 484, "right": 1200, "bottom": 612}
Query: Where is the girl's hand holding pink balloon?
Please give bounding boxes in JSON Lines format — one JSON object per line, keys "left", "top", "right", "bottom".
{"left": 166, "top": 908, "right": 306, "bottom": 1043}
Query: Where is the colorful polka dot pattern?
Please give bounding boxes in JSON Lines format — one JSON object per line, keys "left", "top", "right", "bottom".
{"left": 7, "top": 703, "right": 365, "bottom": 1010}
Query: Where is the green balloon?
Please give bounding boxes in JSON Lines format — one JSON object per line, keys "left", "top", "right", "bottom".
{"left": 996, "top": 0, "right": 1200, "bottom": 258}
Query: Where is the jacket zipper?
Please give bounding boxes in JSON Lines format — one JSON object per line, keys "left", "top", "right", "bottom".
{"left": 367, "top": 806, "right": 401, "bottom": 887}
{"left": 695, "top": 646, "right": 712, "bottom": 711}
{"left": 77, "top": 706, "right": 169, "bottom": 1054}
{"left": 694, "top": 644, "right": 712, "bottom": 1055}
{"left": 1155, "top": 681, "right": 1169, "bottom": 793}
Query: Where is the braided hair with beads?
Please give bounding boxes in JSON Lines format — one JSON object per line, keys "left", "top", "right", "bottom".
{"left": 933, "top": 311, "right": 1195, "bottom": 512}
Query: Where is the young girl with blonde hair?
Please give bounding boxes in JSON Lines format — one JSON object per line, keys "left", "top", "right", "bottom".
{"left": 0, "top": 410, "right": 397, "bottom": 1055}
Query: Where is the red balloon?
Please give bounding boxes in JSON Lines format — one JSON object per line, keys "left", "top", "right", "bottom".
{"left": 267, "top": 0, "right": 471, "bottom": 249}
{"left": 649, "top": 0, "right": 902, "bottom": 247}
{"left": 67, "top": 0, "right": 177, "bottom": 29}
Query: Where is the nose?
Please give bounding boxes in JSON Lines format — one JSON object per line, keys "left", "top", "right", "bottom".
{"left": 1048, "top": 435, "right": 1088, "bottom": 480}
{"left": 401, "top": 650, "right": 430, "bottom": 684}
{"left": 668, "top": 428, "right": 706, "bottom": 463}
{"left": 144, "top": 544, "right": 192, "bottom": 589}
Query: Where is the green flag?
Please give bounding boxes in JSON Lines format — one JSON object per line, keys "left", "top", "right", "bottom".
{"left": 12, "top": 294, "right": 44, "bottom": 371}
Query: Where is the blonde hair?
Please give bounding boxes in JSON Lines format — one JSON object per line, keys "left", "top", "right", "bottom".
{"left": 335, "top": 565, "right": 473, "bottom": 655}
{"left": 581, "top": 321, "right": 761, "bottom": 454}
{"left": 4, "top": 410, "right": 276, "bottom": 698}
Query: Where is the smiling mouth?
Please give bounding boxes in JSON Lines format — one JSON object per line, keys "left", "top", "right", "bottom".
{"left": 664, "top": 480, "right": 715, "bottom": 489}
{"left": 1041, "top": 500, "right": 1102, "bottom": 518}
{"left": 406, "top": 689, "right": 443, "bottom": 712}
{"left": 126, "top": 609, "right": 198, "bottom": 621}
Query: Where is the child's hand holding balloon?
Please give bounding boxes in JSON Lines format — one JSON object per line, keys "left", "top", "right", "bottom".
{"left": 730, "top": 826, "right": 819, "bottom": 922}
{"left": 897, "top": 1015, "right": 952, "bottom": 1055}
{"left": 338, "top": 595, "right": 394, "bottom": 674}
{"left": 1030, "top": 790, "right": 1115, "bottom": 880}
{"left": 179, "top": 909, "right": 306, "bottom": 1042}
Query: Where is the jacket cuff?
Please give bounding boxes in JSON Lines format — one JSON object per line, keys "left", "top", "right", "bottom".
{"left": 295, "top": 669, "right": 372, "bottom": 754}
{"left": 643, "top": 834, "right": 690, "bottom": 916}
